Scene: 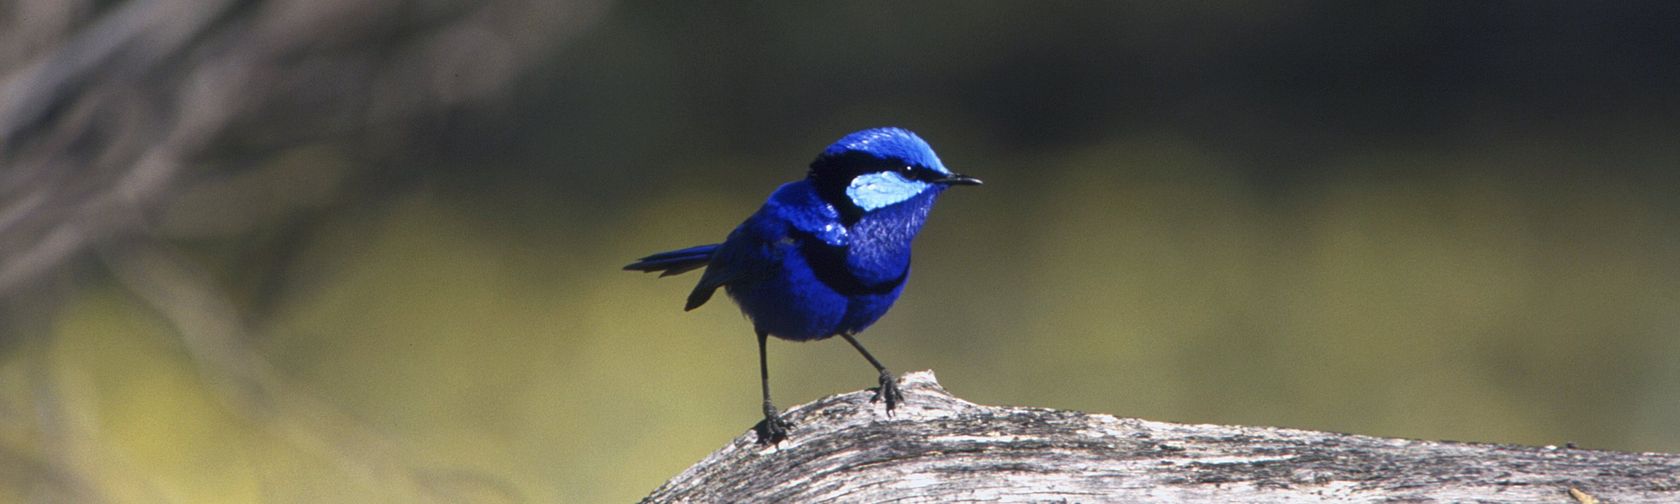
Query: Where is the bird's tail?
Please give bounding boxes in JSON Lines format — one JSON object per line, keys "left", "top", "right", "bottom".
{"left": 623, "top": 244, "right": 719, "bottom": 277}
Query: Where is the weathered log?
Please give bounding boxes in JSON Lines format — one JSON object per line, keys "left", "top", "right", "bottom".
{"left": 644, "top": 371, "right": 1679, "bottom": 503}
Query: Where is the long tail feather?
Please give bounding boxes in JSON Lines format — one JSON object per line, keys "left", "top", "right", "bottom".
{"left": 624, "top": 244, "right": 719, "bottom": 277}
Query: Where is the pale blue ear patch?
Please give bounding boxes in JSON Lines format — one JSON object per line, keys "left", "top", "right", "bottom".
{"left": 846, "top": 171, "right": 932, "bottom": 211}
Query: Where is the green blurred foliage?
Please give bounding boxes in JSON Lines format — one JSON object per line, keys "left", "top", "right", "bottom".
{"left": 13, "top": 1, "right": 1680, "bottom": 502}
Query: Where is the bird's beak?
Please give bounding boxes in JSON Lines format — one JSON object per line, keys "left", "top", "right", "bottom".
{"left": 935, "top": 174, "right": 983, "bottom": 186}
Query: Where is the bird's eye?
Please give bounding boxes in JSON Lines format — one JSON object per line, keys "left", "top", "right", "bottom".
{"left": 897, "top": 166, "right": 916, "bottom": 178}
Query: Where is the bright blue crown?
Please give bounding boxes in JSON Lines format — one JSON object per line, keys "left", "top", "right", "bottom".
{"left": 816, "top": 127, "right": 950, "bottom": 175}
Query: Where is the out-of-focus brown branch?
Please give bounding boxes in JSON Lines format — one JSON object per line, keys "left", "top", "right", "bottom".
{"left": 0, "top": 0, "right": 606, "bottom": 500}
{"left": 0, "top": 0, "right": 605, "bottom": 296}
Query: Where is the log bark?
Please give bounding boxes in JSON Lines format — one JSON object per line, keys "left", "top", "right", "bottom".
{"left": 644, "top": 371, "right": 1679, "bottom": 503}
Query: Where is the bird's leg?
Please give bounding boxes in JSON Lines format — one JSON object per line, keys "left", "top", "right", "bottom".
{"left": 840, "top": 333, "right": 903, "bottom": 413}
{"left": 753, "top": 330, "right": 791, "bottom": 444}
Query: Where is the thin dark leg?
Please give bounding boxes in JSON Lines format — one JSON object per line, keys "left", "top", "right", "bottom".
{"left": 753, "top": 330, "right": 791, "bottom": 444}
{"left": 841, "top": 333, "right": 903, "bottom": 412}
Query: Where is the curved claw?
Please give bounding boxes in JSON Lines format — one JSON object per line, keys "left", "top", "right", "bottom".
{"left": 755, "top": 407, "right": 793, "bottom": 445}
{"left": 872, "top": 371, "right": 904, "bottom": 414}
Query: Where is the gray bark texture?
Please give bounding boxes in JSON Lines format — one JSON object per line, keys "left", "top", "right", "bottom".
{"left": 643, "top": 371, "right": 1679, "bottom": 503}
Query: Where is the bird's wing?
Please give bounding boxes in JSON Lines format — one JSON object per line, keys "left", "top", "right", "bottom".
{"left": 685, "top": 236, "right": 745, "bottom": 310}
{"left": 684, "top": 181, "right": 848, "bottom": 311}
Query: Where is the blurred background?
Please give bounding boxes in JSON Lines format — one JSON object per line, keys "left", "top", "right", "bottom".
{"left": 3, "top": 1, "right": 1679, "bottom": 502}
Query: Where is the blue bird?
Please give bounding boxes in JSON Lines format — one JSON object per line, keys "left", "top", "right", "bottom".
{"left": 625, "top": 127, "right": 980, "bottom": 444}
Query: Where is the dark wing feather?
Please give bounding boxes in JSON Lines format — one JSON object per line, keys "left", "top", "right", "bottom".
{"left": 684, "top": 243, "right": 744, "bottom": 311}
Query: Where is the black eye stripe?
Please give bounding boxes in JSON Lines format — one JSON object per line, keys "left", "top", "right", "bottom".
{"left": 897, "top": 165, "right": 932, "bottom": 181}
{"left": 846, "top": 165, "right": 929, "bottom": 182}
{"left": 822, "top": 156, "right": 935, "bottom": 187}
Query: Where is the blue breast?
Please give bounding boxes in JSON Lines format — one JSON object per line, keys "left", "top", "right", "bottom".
{"left": 722, "top": 182, "right": 941, "bottom": 341}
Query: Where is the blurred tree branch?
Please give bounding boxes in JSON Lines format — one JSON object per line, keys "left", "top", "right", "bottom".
{"left": 0, "top": 0, "right": 603, "bottom": 295}
{"left": 0, "top": 0, "right": 605, "bottom": 500}
{"left": 646, "top": 371, "right": 1680, "bottom": 503}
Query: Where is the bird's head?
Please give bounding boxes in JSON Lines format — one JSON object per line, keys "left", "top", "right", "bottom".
{"left": 807, "top": 127, "right": 981, "bottom": 222}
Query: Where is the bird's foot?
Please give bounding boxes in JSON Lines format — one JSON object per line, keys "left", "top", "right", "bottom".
{"left": 871, "top": 371, "right": 904, "bottom": 414}
{"left": 754, "top": 404, "right": 793, "bottom": 445}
